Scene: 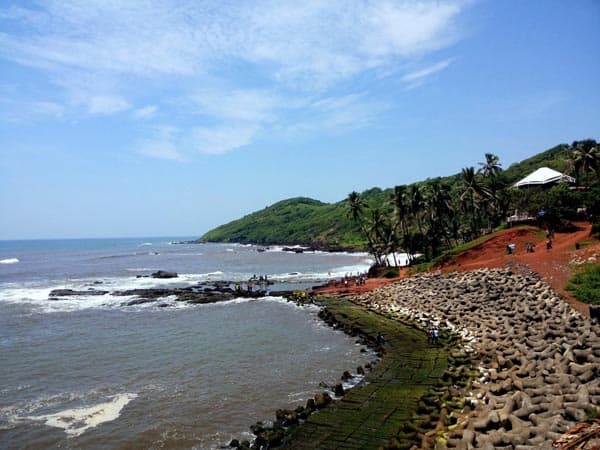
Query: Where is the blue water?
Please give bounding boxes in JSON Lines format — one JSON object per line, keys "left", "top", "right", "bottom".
{"left": 0, "top": 238, "right": 375, "bottom": 449}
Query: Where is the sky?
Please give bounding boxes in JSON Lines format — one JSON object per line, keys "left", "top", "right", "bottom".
{"left": 0, "top": 0, "right": 599, "bottom": 240}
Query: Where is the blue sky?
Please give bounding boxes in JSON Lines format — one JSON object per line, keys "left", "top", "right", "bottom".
{"left": 0, "top": 0, "right": 599, "bottom": 240}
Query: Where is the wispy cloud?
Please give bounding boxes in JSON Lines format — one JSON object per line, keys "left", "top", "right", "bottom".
{"left": 0, "top": 0, "right": 470, "bottom": 157}
{"left": 191, "top": 125, "right": 259, "bottom": 155}
{"left": 132, "top": 105, "right": 158, "bottom": 120}
{"left": 402, "top": 59, "right": 453, "bottom": 83}
{"left": 136, "top": 126, "right": 185, "bottom": 161}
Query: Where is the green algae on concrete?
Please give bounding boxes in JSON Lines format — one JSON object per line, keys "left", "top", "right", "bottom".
{"left": 280, "top": 296, "right": 450, "bottom": 450}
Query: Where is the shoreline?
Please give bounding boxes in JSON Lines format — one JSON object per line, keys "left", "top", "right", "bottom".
{"left": 234, "top": 264, "right": 599, "bottom": 449}
{"left": 232, "top": 295, "right": 459, "bottom": 449}
{"left": 352, "top": 265, "right": 599, "bottom": 448}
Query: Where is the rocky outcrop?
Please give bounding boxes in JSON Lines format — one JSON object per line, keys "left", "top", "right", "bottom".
{"left": 151, "top": 270, "right": 178, "bottom": 278}
{"left": 49, "top": 288, "right": 108, "bottom": 297}
{"left": 356, "top": 266, "right": 600, "bottom": 449}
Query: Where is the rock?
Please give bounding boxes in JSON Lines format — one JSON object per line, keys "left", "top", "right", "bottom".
{"left": 49, "top": 289, "right": 108, "bottom": 297}
{"left": 334, "top": 383, "right": 345, "bottom": 396}
{"left": 314, "top": 392, "right": 332, "bottom": 409}
{"left": 151, "top": 270, "right": 178, "bottom": 279}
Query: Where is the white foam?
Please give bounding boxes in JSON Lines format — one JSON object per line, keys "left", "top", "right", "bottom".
{"left": 0, "top": 258, "right": 19, "bottom": 264}
{"left": 138, "top": 242, "right": 153, "bottom": 247}
{"left": 27, "top": 393, "right": 137, "bottom": 437}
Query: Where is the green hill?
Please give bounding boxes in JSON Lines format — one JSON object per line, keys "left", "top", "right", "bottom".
{"left": 199, "top": 142, "right": 591, "bottom": 247}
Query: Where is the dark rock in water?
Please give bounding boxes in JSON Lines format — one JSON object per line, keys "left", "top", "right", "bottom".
{"left": 334, "top": 383, "right": 345, "bottom": 396}
{"left": 314, "top": 392, "right": 332, "bottom": 409}
{"left": 151, "top": 270, "right": 178, "bottom": 279}
{"left": 49, "top": 289, "right": 108, "bottom": 297}
{"left": 126, "top": 297, "right": 156, "bottom": 306}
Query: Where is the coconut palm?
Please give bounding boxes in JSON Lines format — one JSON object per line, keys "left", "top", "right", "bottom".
{"left": 478, "top": 153, "right": 502, "bottom": 178}
{"left": 570, "top": 140, "right": 600, "bottom": 181}
{"left": 347, "top": 191, "right": 383, "bottom": 265}
{"left": 391, "top": 185, "right": 409, "bottom": 236}
{"left": 407, "top": 184, "right": 425, "bottom": 234}
{"left": 423, "top": 180, "right": 453, "bottom": 253}
{"left": 459, "top": 167, "right": 493, "bottom": 239}
{"left": 347, "top": 191, "right": 365, "bottom": 223}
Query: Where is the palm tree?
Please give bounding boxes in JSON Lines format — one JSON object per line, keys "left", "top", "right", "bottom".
{"left": 478, "top": 153, "right": 502, "bottom": 177}
{"left": 391, "top": 185, "right": 417, "bottom": 264}
{"left": 459, "top": 167, "right": 493, "bottom": 239}
{"left": 570, "top": 140, "right": 600, "bottom": 181}
{"left": 347, "top": 191, "right": 365, "bottom": 223}
{"left": 423, "top": 180, "right": 453, "bottom": 254}
{"left": 368, "top": 208, "right": 388, "bottom": 266}
{"left": 407, "top": 184, "right": 425, "bottom": 235}
{"left": 347, "top": 191, "right": 383, "bottom": 265}
{"left": 391, "top": 185, "right": 409, "bottom": 236}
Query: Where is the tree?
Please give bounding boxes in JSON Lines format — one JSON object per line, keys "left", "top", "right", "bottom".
{"left": 459, "top": 167, "right": 493, "bottom": 239}
{"left": 478, "top": 153, "right": 502, "bottom": 177}
{"left": 570, "top": 140, "right": 600, "bottom": 183}
{"left": 347, "top": 191, "right": 383, "bottom": 265}
{"left": 423, "top": 180, "right": 453, "bottom": 255}
{"left": 347, "top": 191, "right": 365, "bottom": 223}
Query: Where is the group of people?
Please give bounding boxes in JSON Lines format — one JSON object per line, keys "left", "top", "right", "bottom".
{"left": 506, "top": 228, "right": 555, "bottom": 254}
{"left": 342, "top": 273, "right": 367, "bottom": 287}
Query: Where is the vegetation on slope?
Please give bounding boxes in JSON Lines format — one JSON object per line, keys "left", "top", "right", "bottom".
{"left": 567, "top": 264, "right": 600, "bottom": 305}
{"left": 200, "top": 140, "right": 600, "bottom": 258}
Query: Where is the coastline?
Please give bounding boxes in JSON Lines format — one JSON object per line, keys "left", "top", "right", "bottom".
{"left": 352, "top": 265, "right": 599, "bottom": 448}
{"left": 236, "top": 295, "right": 456, "bottom": 450}
{"left": 237, "top": 264, "right": 599, "bottom": 449}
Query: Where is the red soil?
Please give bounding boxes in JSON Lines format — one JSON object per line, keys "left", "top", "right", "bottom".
{"left": 312, "top": 222, "right": 600, "bottom": 316}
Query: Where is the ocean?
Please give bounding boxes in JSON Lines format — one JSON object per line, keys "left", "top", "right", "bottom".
{"left": 0, "top": 238, "right": 376, "bottom": 449}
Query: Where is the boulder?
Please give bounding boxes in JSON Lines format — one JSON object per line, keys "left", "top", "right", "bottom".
{"left": 314, "top": 392, "right": 332, "bottom": 409}
{"left": 151, "top": 270, "right": 178, "bottom": 279}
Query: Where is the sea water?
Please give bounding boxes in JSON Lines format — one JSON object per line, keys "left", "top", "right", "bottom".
{"left": 0, "top": 238, "right": 375, "bottom": 449}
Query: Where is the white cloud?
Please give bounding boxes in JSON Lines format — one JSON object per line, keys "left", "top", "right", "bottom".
{"left": 0, "top": 1, "right": 467, "bottom": 87}
{"left": 191, "top": 125, "right": 259, "bottom": 155}
{"left": 401, "top": 59, "right": 453, "bottom": 83}
{"left": 136, "top": 125, "right": 184, "bottom": 161}
{"left": 0, "top": 1, "right": 470, "bottom": 155}
{"left": 138, "top": 139, "right": 184, "bottom": 161}
{"left": 85, "top": 95, "right": 129, "bottom": 115}
{"left": 190, "top": 89, "right": 279, "bottom": 122}
{"left": 0, "top": 97, "right": 65, "bottom": 123}
{"left": 132, "top": 105, "right": 158, "bottom": 120}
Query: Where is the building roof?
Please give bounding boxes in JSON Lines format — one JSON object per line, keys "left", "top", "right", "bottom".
{"left": 514, "top": 167, "right": 576, "bottom": 188}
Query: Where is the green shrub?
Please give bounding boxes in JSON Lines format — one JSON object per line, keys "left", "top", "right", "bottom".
{"left": 566, "top": 264, "right": 600, "bottom": 305}
{"left": 383, "top": 268, "right": 399, "bottom": 278}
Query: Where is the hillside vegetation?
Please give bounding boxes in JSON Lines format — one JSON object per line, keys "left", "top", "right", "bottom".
{"left": 200, "top": 141, "right": 599, "bottom": 251}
